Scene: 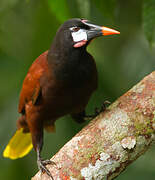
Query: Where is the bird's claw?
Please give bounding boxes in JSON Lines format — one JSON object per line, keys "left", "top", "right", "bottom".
{"left": 37, "top": 159, "right": 56, "bottom": 180}
{"left": 42, "top": 159, "right": 56, "bottom": 166}
{"left": 85, "top": 100, "right": 111, "bottom": 120}
{"left": 103, "top": 100, "right": 111, "bottom": 107}
{"left": 95, "top": 100, "right": 111, "bottom": 116}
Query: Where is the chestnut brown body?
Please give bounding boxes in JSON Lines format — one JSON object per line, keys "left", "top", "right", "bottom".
{"left": 4, "top": 18, "right": 119, "bottom": 178}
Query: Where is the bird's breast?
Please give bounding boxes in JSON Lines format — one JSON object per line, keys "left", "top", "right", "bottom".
{"left": 40, "top": 52, "right": 98, "bottom": 118}
{"left": 54, "top": 55, "right": 97, "bottom": 88}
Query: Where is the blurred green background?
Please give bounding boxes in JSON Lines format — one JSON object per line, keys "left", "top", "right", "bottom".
{"left": 0, "top": 0, "right": 155, "bottom": 179}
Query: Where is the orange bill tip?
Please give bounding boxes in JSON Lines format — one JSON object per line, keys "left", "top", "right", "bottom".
{"left": 102, "top": 26, "right": 120, "bottom": 36}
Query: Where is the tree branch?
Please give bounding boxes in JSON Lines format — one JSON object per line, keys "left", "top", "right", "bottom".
{"left": 32, "top": 71, "right": 155, "bottom": 180}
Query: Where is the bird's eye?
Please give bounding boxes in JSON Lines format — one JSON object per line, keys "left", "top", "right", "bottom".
{"left": 71, "top": 27, "right": 80, "bottom": 32}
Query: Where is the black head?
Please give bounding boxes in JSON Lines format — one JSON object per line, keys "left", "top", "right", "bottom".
{"left": 51, "top": 18, "right": 120, "bottom": 51}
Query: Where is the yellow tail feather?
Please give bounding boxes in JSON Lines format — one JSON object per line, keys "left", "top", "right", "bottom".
{"left": 3, "top": 128, "right": 33, "bottom": 159}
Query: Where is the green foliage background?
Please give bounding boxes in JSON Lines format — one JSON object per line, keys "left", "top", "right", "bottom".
{"left": 0, "top": 0, "right": 155, "bottom": 179}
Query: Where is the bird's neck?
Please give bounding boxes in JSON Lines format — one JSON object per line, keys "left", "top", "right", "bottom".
{"left": 47, "top": 39, "right": 87, "bottom": 67}
{"left": 47, "top": 41, "right": 89, "bottom": 82}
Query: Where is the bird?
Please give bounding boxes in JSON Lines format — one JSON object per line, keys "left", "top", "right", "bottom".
{"left": 3, "top": 18, "right": 120, "bottom": 178}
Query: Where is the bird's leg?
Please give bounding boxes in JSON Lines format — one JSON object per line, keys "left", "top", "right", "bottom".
{"left": 36, "top": 147, "right": 56, "bottom": 180}
{"left": 27, "top": 117, "right": 56, "bottom": 179}
{"left": 71, "top": 111, "right": 86, "bottom": 123}
{"left": 72, "top": 101, "right": 111, "bottom": 123}
{"left": 34, "top": 131, "right": 56, "bottom": 179}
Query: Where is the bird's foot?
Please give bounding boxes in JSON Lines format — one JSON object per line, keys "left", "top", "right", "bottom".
{"left": 37, "top": 158, "right": 56, "bottom": 179}
{"left": 95, "top": 100, "right": 111, "bottom": 116}
{"left": 85, "top": 100, "right": 111, "bottom": 119}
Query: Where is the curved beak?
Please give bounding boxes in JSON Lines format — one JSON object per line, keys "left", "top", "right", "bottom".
{"left": 83, "top": 21, "right": 120, "bottom": 41}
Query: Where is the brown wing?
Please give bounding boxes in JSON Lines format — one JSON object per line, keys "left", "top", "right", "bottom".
{"left": 18, "top": 51, "right": 49, "bottom": 114}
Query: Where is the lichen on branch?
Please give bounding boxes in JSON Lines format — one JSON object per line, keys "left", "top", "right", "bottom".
{"left": 32, "top": 71, "right": 155, "bottom": 180}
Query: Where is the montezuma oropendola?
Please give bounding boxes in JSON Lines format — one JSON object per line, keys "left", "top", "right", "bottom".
{"left": 3, "top": 18, "right": 120, "bottom": 178}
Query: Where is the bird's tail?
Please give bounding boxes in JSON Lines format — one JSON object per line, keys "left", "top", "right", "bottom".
{"left": 3, "top": 128, "right": 33, "bottom": 159}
